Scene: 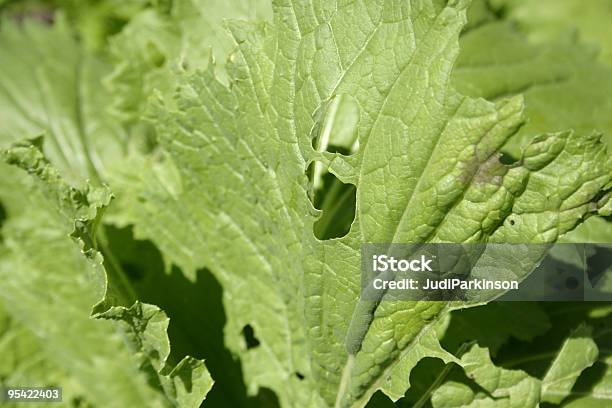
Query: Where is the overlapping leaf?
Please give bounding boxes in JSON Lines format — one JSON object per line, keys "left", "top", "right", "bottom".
{"left": 1, "top": 141, "right": 213, "bottom": 407}
{"left": 0, "top": 17, "right": 126, "bottom": 183}
{"left": 432, "top": 345, "right": 541, "bottom": 408}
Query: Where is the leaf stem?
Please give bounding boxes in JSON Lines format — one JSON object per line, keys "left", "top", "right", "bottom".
{"left": 96, "top": 225, "right": 138, "bottom": 304}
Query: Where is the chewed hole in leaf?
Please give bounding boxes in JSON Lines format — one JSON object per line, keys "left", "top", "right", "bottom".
{"left": 242, "top": 324, "right": 260, "bottom": 349}
{"left": 307, "top": 162, "right": 356, "bottom": 240}
{"left": 499, "top": 152, "right": 519, "bottom": 165}
{"left": 311, "top": 94, "right": 360, "bottom": 156}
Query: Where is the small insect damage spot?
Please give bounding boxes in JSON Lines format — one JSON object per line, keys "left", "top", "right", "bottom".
{"left": 499, "top": 152, "right": 519, "bottom": 165}
{"left": 458, "top": 147, "right": 510, "bottom": 188}
{"left": 242, "top": 324, "right": 260, "bottom": 349}
{"left": 473, "top": 153, "right": 508, "bottom": 187}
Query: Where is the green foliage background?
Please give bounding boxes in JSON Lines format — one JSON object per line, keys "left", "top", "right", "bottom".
{"left": 0, "top": 1, "right": 610, "bottom": 407}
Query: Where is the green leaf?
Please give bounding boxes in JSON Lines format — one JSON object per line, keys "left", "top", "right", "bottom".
{"left": 541, "top": 324, "right": 599, "bottom": 404}
{"left": 0, "top": 24, "right": 221, "bottom": 404}
{"left": 0, "top": 1, "right": 610, "bottom": 407}
{"left": 1, "top": 140, "right": 213, "bottom": 407}
{"left": 106, "top": 0, "right": 272, "bottom": 122}
{"left": 110, "top": 0, "right": 610, "bottom": 406}
{"left": 0, "top": 161, "right": 164, "bottom": 407}
{"left": 495, "top": 0, "right": 612, "bottom": 66}
{"left": 55, "top": 0, "right": 150, "bottom": 51}
{"left": 431, "top": 345, "right": 541, "bottom": 408}
{"left": 98, "top": 302, "right": 214, "bottom": 408}
{"left": 0, "top": 17, "right": 127, "bottom": 183}
{"left": 560, "top": 216, "right": 612, "bottom": 244}
{"left": 453, "top": 14, "right": 612, "bottom": 156}
{"left": 0, "top": 300, "right": 87, "bottom": 407}
{"left": 563, "top": 355, "right": 612, "bottom": 408}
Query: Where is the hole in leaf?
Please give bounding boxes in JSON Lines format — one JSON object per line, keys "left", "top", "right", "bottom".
{"left": 295, "top": 372, "right": 305, "bottom": 380}
{"left": 509, "top": 219, "right": 515, "bottom": 226}
{"left": 311, "top": 94, "right": 359, "bottom": 156}
{"left": 307, "top": 162, "right": 356, "bottom": 240}
{"left": 242, "top": 324, "right": 260, "bottom": 349}
{"left": 499, "top": 152, "right": 518, "bottom": 165}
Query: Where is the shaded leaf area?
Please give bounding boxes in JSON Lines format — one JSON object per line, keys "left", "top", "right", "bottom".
{"left": 495, "top": 304, "right": 611, "bottom": 377}
{"left": 563, "top": 354, "right": 612, "bottom": 408}
{"left": 441, "top": 303, "right": 551, "bottom": 357}
{"left": 102, "top": 224, "right": 280, "bottom": 408}
{"left": 373, "top": 302, "right": 612, "bottom": 408}
{"left": 0, "top": 199, "right": 6, "bottom": 242}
